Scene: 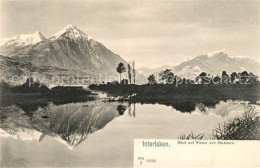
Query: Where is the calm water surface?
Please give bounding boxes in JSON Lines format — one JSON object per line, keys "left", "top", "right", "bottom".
{"left": 0, "top": 98, "right": 256, "bottom": 167}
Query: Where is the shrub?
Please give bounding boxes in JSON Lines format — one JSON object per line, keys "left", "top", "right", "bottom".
{"left": 213, "top": 106, "right": 260, "bottom": 140}
{"left": 178, "top": 105, "right": 260, "bottom": 140}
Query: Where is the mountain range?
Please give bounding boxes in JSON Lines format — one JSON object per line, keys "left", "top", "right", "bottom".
{"left": 0, "top": 31, "right": 46, "bottom": 55}
{"left": 0, "top": 25, "right": 128, "bottom": 73}
{"left": 1, "top": 25, "right": 259, "bottom": 85}
{"left": 0, "top": 25, "right": 135, "bottom": 85}
{"left": 137, "top": 51, "right": 260, "bottom": 80}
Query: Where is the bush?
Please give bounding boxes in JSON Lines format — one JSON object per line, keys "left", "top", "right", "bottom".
{"left": 213, "top": 106, "right": 260, "bottom": 140}
{"left": 178, "top": 105, "right": 260, "bottom": 140}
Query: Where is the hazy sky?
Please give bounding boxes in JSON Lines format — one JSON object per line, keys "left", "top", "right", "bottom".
{"left": 1, "top": 0, "right": 259, "bottom": 67}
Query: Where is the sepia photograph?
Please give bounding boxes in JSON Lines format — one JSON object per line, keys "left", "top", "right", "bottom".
{"left": 0, "top": 0, "right": 260, "bottom": 167}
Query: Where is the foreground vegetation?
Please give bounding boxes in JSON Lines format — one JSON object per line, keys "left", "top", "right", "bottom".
{"left": 178, "top": 106, "right": 260, "bottom": 140}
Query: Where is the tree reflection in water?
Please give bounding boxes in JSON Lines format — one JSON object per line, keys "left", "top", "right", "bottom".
{"left": 117, "top": 105, "right": 127, "bottom": 115}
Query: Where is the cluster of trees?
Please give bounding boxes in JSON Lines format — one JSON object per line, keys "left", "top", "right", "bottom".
{"left": 197, "top": 70, "right": 258, "bottom": 85}
{"left": 9, "top": 76, "right": 49, "bottom": 93}
{"left": 147, "top": 69, "right": 259, "bottom": 85}
{"left": 1, "top": 76, "right": 93, "bottom": 97}
{"left": 116, "top": 61, "right": 136, "bottom": 84}
{"left": 147, "top": 69, "right": 189, "bottom": 85}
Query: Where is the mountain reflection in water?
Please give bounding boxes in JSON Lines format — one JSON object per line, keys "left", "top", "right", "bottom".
{"left": 0, "top": 101, "right": 132, "bottom": 148}
{"left": 0, "top": 99, "right": 253, "bottom": 150}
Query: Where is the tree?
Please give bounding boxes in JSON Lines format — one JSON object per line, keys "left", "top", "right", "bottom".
{"left": 116, "top": 62, "right": 126, "bottom": 82}
{"left": 213, "top": 75, "right": 221, "bottom": 84}
{"left": 240, "top": 71, "right": 249, "bottom": 83}
{"left": 230, "top": 72, "right": 238, "bottom": 83}
{"left": 222, "top": 71, "right": 229, "bottom": 84}
{"left": 197, "top": 72, "right": 208, "bottom": 84}
{"left": 248, "top": 72, "right": 259, "bottom": 84}
{"left": 147, "top": 74, "right": 156, "bottom": 84}
{"left": 159, "top": 69, "right": 174, "bottom": 84}
{"left": 121, "top": 79, "right": 128, "bottom": 85}
{"left": 159, "top": 69, "right": 171, "bottom": 80}
{"left": 132, "top": 60, "right": 136, "bottom": 84}
{"left": 117, "top": 105, "right": 127, "bottom": 115}
{"left": 127, "top": 63, "right": 132, "bottom": 84}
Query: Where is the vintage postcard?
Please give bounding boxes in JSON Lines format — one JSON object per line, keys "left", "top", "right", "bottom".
{"left": 0, "top": 0, "right": 260, "bottom": 167}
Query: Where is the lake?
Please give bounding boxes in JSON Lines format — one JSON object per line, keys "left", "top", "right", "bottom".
{"left": 0, "top": 95, "right": 258, "bottom": 167}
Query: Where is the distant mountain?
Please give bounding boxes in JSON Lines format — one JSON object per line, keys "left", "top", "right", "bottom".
{"left": 0, "top": 31, "right": 46, "bottom": 55}
{"left": 138, "top": 51, "right": 260, "bottom": 80}
{"left": 2, "top": 25, "right": 128, "bottom": 74}
{"left": 173, "top": 51, "right": 260, "bottom": 79}
{"left": 137, "top": 65, "right": 172, "bottom": 75}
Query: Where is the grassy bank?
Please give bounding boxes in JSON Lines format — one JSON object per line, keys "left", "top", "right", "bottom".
{"left": 178, "top": 106, "right": 260, "bottom": 140}
{"left": 0, "top": 80, "right": 96, "bottom": 116}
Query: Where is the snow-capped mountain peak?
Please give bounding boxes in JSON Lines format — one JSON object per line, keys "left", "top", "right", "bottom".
{"left": 231, "top": 56, "right": 250, "bottom": 60}
{"left": 0, "top": 24, "right": 129, "bottom": 78}
{"left": 66, "top": 24, "right": 77, "bottom": 29}
{"left": 0, "top": 31, "right": 46, "bottom": 47}
{"left": 174, "top": 51, "right": 260, "bottom": 78}
{"left": 139, "top": 50, "right": 260, "bottom": 80}
{"left": 207, "top": 50, "right": 227, "bottom": 57}
{"left": 34, "top": 31, "right": 45, "bottom": 40}
{"left": 192, "top": 50, "right": 228, "bottom": 62}
{"left": 50, "top": 24, "right": 91, "bottom": 40}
